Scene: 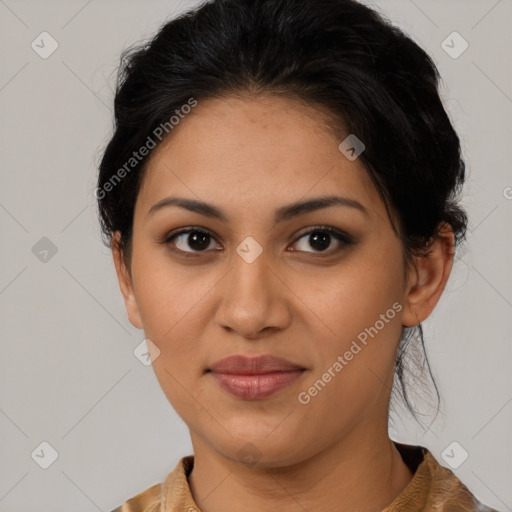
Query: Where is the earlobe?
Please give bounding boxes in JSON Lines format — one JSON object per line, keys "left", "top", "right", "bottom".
{"left": 111, "top": 232, "right": 143, "bottom": 329}
{"left": 401, "top": 223, "right": 455, "bottom": 327}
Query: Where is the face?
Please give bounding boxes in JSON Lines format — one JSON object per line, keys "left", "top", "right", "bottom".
{"left": 113, "top": 94, "right": 453, "bottom": 467}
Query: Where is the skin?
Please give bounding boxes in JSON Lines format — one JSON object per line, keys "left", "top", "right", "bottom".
{"left": 112, "top": 94, "right": 454, "bottom": 512}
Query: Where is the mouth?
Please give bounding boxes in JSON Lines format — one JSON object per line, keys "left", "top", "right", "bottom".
{"left": 206, "top": 354, "right": 307, "bottom": 400}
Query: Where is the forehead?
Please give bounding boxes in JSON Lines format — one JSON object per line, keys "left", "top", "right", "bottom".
{"left": 135, "top": 94, "right": 382, "bottom": 222}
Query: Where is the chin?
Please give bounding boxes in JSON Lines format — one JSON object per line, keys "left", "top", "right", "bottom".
{"left": 207, "top": 429, "right": 313, "bottom": 469}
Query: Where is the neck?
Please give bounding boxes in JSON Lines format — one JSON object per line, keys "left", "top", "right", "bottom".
{"left": 188, "top": 427, "right": 414, "bottom": 512}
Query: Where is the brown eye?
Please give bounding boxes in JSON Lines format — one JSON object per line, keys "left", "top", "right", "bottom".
{"left": 165, "top": 229, "right": 220, "bottom": 253}
{"left": 291, "top": 226, "right": 353, "bottom": 254}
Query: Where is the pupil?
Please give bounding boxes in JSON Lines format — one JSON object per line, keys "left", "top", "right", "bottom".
{"left": 189, "top": 232, "right": 209, "bottom": 251}
{"left": 310, "top": 231, "right": 330, "bottom": 251}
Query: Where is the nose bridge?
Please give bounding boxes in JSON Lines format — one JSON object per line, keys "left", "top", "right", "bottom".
{"left": 215, "top": 236, "right": 289, "bottom": 336}
{"left": 229, "top": 237, "right": 273, "bottom": 306}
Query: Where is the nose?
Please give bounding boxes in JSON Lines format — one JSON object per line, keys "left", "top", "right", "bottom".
{"left": 214, "top": 242, "right": 292, "bottom": 340}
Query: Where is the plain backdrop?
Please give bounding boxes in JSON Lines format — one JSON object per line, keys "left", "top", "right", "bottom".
{"left": 0, "top": 0, "right": 511, "bottom": 511}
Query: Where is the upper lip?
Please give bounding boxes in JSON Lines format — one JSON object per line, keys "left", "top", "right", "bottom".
{"left": 208, "top": 355, "right": 305, "bottom": 375}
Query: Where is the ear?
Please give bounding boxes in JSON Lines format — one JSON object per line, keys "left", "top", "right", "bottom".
{"left": 401, "top": 223, "right": 455, "bottom": 327}
{"left": 111, "top": 232, "right": 143, "bottom": 329}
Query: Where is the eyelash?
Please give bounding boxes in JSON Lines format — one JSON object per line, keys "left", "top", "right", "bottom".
{"left": 160, "top": 225, "right": 354, "bottom": 258}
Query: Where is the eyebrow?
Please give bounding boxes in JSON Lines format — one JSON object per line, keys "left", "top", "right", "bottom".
{"left": 147, "top": 195, "right": 368, "bottom": 223}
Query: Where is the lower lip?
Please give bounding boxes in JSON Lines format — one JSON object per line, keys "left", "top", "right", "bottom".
{"left": 209, "top": 370, "right": 305, "bottom": 400}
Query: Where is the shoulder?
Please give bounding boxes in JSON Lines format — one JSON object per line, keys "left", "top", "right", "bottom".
{"left": 109, "top": 482, "right": 162, "bottom": 512}
{"left": 108, "top": 456, "right": 196, "bottom": 512}
{"left": 390, "top": 442, "right": 498, "bottom": 512}
{"left": 422, "top": 450, "right": 498, "bottom": 512}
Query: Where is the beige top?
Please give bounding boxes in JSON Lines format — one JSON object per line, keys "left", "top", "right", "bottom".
{"left": 111, "top": 442, "right": 497, "bottom": 512}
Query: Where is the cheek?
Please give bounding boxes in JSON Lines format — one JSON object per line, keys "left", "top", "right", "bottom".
{"left": 133, "top": 263, "right": 210, "bottom": 416}
{"left": 296, "top": 245, "right": 405, "bottom": 400}
{"left": 295, "top": 270, "right": 404, "bottom": 434}
{"left": 130, "top": 255, "right": 210, "bottom": 388}
{"left": 131, "top": 245, "right": 205, "bottom": 337}
{"left": 299, "top": 246, "right": 404, "bottom": 346}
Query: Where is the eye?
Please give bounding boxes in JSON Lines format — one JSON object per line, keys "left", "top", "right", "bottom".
{"left": 162, "top": 225, "right": 353, "bottom": 257}
{"left": 290, "top": 226, "right": 353, "bottom": 254}
{"left": 164, "top": 228, "right": 221, "bottom": 255}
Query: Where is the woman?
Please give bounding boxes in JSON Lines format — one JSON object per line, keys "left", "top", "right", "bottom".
{"left": 97, "top": 0, "right": 498, "bottom": 510}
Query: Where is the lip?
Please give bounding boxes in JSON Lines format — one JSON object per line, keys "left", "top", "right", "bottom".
{"left": 207, "top": 355, "right": 306, "bottom": 400}
{"left": 209, "top": 354, "right": 305, "bottom": 374}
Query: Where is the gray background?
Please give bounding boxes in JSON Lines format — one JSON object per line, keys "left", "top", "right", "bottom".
{"left": 0, "top": 0, "right": 511, "bottom": 511}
